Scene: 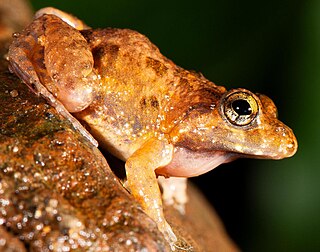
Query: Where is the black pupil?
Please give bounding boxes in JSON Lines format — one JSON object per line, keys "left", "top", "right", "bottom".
{"left": 232, "top": 99, "right": 252, "bottom": 115}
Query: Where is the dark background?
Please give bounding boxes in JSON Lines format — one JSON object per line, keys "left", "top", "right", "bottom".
{"left": 30, "top": 1, "right": 319, "bottom": 251}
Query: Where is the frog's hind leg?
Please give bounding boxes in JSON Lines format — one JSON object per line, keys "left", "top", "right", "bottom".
{"left": 8, "top": 17, "right": 98, "bottom": 147}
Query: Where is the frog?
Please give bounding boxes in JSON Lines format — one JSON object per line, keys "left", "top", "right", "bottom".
{"left": 8, "top": 7, "right": 298, "bottom": 249}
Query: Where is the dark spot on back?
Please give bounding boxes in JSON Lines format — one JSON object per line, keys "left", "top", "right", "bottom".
{"left": 91, "top": 46, "right": 104, "bottom": 63}
{"left": 107, "top": 44, "right": 120, "bottom": 55}
{"left": 150, "top": 96, "right": 159, "bottom": 109}
{"left": 139, "top": 96, "right": 159, "bottom": 109}
{"left": 179, "top": 77, "right": 189, "bottom": 87}
{"left": 146, "top": 57, "right": 168, "bottom": 76}
{"left": 92, "top": 44, "right": 119, "bottom": 59}
{"left": 92, "top": 44, "right": 119, "bottom": 70}
{"left": 140, "top": 97, "right": 147, "bottom": 107}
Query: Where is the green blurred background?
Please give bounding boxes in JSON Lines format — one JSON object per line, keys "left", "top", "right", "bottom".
{"left": 30, "top": 0, "right": 319, "bottom": 251}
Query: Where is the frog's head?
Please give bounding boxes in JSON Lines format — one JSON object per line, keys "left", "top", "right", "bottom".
{"left": 223, "top": 89, "right": 297, "bottom": 158}
{"left": 159, "top": 88, "right": 298, "bottom": 177}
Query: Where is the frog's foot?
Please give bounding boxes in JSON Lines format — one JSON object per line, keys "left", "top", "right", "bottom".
{"left": 161, "top": 221, "right": 194, "bottom": 251}
{"left": 158, "top": 220, "right": 177, "bottom": 250}
{"left": 158, "top": 177, "right": 188, "bottom": 215}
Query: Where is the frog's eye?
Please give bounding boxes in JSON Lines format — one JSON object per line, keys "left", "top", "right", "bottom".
{"left": 223, "top": 91, "right": 258, "bottom": 126}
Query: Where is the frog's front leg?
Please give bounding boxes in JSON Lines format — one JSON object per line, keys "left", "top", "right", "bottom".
{"left": 125, "top": 138, "right": 177, "bottom": 247}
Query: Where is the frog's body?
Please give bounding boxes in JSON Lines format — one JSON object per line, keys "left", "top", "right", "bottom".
{"left": 76, "top": 28, "right": 228, "bottom": 161}
{"left": 8, "top": 8, "right": 298, "bottom": 249}
{"left": 76, "top": 28, "right": 176, "bottom": 160}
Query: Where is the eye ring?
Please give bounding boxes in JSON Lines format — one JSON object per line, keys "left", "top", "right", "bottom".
{"left": 223, "top": 91, "right": 258, "bottom": 126}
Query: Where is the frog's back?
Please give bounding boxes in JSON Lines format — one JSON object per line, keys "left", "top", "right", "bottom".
{"left": 77, "top": 28, "right": 224, "bottom": 159}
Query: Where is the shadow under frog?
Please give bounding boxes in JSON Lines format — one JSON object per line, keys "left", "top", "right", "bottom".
{"left": 8, "top": 7, "right": 298, "bottom": 250}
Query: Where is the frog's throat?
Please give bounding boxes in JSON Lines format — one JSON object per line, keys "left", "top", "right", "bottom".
{"left": 155, "top": 147, "right": 237, "bottom": 178}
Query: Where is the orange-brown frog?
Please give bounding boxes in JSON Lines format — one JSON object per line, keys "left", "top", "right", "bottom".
{"left": 8, "top": 7, "right": 298, "bottom": 249}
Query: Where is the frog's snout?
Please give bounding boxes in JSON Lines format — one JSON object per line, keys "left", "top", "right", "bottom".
{"left": 274, "top": 124, "right": 298, "bottom": 159}
{"left": 258, "top": 118, "right": 298, "bottom": 160}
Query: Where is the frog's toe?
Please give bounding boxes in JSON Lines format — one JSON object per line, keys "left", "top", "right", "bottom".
{"left": 158, "top": 177, "right": 188, "bottom": 215}
{"left": 174, "top": 203, "right": 186, "bottom": 215}
{"left": 159, "top": 220, "right": 177, "bottom": 250}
